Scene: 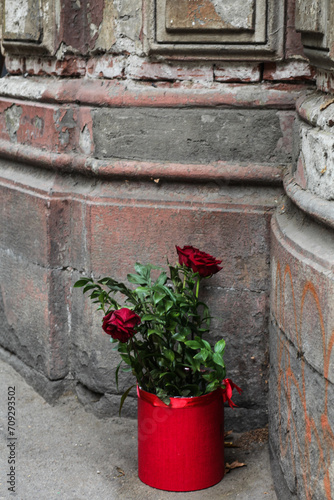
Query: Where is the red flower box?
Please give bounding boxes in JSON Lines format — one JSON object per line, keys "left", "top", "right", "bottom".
{"left": 137, "top": 386, "right": 225, "bottom": 491}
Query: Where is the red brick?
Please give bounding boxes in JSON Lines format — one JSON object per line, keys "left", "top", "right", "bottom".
{"left": 214, "top": 63, "right": 261, "bottom": 83}
{"left": 263, "top": 61, "right": 314, "bottom": 82}
{"left": 126, "top": 56, "right": 214, "bottom": 81}
{"left": 25, "top": 57, "right": 86, "bottom": 77}
{"left": 86, "top": 55, "right": 125, "bottom": 79}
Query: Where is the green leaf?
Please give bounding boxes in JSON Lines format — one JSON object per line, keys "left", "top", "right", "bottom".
{"left": 214, "top": 339, "right": 226, "bottom": 354}
{"left": 134, "top": 262, "right": 150, "bottom": 279}
{"left": 201, "top": 338, "right": 212, "bottom": 351}
{"left": 184, "top": 340, "right": 201, "bottom": 349}
{"left": 149, "top": 369, "right": 161, "bottom": 379}
{"left": 153, "top": 290, "right": 166, "bottom": 305}
{"left": 83, "top": 284, "right": 99, "bottom": 294}
{"left": 127, "top": 273, "right": 148, "bottom": 285}
{"left": 98, "top": 277, "right": 113, "bottom": 285}
{"left": 147, "top": 329, "right": 164, "bottom": 339}
{"left": 141, "top": 314, "right": 163, "bottom": 323}
{"left": 134, "top": 286, "right": 150, "bottom": 293}
{"left": 202, "top": 372, "right": 215, "bottom": 382}
{"left": 172, "top": 332, "right": 187, "bottom": 342}
{"left": 212, "top": 352, "right": 225, "bottom": 368}
{"left": 180, "top": 326, "right": 192, "bottom": 336}
{"left": 120, "top": 353, "right": 131, "bottom": 365}
{"left": 155, "top": 272, "right": 167, "bottom": 286}
{"left": 206, "top": 381, "right": 219, "bottom": 393}
{"left": 156, "top": 388, "right": 170, "bottom": 406}
{"left": 194, "top": 349, "right": 210, "bottom": 362}
{"left": 119, "top": 385, "right": 136, "bottom": 416}
{"left": 185, "top": 352, "right": 201, "bottom": 371}
{"left": 163, "top": 349, "right": 175, "bottom": 362}
{"left": 161, "top": 285, "right": 176, "bottom": 302}
{"left": 74, "top": 278, "right": 92, "bottom": 287}
{"left": 117, "top": 342, "right": 128, "bottom": 353}
{"left": 164, "top": 300, "right": 174, "bottom": 313}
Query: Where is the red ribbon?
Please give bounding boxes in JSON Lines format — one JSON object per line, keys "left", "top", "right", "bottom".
{"left": 221, "top": 378, "right": 243, "bottom": 409}
{"left": 137, "top": 379, "right": 242, "bottom": 409}
{"left": 137, "top": 386, "right": 221, "bottom": 408}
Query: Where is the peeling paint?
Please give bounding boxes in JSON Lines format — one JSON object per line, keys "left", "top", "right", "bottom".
{"left": 34, "top": 116, "right": 44, "bottom": 132}
{"left": 92, "top": 0, "right": 116, "bottom": 51}
{"left": 5, "top": 104, "right": 23, "bottom": 143}
{"left": 79, "top": 125, "right": 92, "bottom": 155}
{"left": 5, "top": 0, "right": 29, "bottom": 34}
{"left": 212, "top": 0, "right": 254, "bottom": 30}
{"left": 165, "top": 0, "right": 254, "bottom": 31}
{"left": 4, "top": 0, "right": 41, "bottom": 42}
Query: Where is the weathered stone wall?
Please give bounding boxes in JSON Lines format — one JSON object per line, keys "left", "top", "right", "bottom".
{"left": 0, "top": 0, "right": 315, "bottom": 436}
{"left": 268, "top": 2, "right": 334, "bottom": 494}
{"left": 0, "top": 80, "right": 297, "bottom": 430}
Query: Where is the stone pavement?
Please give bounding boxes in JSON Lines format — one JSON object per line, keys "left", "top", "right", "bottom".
{"left": 0, "top": 358, "right": 277, "bottom": 500}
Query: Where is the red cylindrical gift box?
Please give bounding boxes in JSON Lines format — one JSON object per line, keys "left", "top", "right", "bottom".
{"left": 137, "top": 386, "right": 225, "bottom": 491}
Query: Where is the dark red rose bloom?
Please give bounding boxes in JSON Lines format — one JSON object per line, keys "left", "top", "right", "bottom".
{"left": 176, "top": 245, "right": 223, "bottom": 277}
{"left": 102, "top": 308, "right": 141, "bottom": 343}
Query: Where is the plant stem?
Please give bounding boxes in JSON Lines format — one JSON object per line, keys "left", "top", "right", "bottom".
{"left": 195, "top": 277, "right": 200, "bottom": 299}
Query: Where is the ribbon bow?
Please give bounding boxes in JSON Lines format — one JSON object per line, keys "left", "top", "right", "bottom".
{"left": 221, "top": 378, "right": 242, "bottom": 409}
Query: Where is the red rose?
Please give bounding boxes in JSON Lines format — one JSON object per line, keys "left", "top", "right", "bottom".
{"left": 176, "top": 245, "right": 222, "bottom": 277}
{"left": 102, "top": 308, "right": 141, "bottom": 343}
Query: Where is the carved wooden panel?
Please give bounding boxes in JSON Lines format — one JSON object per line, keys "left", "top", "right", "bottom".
{"left": 145, "top": 0, "right": 284, "bottom": 60}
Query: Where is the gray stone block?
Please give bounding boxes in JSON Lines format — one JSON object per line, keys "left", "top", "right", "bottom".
{"left": 92, "top": 108, "right": 289, "bottom": 164}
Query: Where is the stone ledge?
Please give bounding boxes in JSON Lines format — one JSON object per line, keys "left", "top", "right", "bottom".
{"left": 296, "top": 90, "right": 334, "bottom": 130}
{"left": 0, "top": 139, "right": 284, "bottom": 185}
{"left": 0, "top": 76, "right": 309, "bottom": 108}
{"left": 0, "top": 346, "right": 73, "bottom": 403}
{"left": 284, "top": 171, "right": 334, "bottom": 230}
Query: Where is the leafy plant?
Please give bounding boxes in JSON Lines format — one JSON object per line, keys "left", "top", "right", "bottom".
{"left": 74, "top": 245, "right": 241, "bottom": 409}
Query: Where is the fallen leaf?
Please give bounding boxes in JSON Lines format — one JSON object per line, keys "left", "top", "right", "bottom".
{"left": 321, "top": 166, "right": 327, "bottom": 175}
{"left": 116, "top": 466, "right": 125, "bottom": 477}
{"left": 225, "top": 461, "right": 247, "bottom": 473}
{"left": 224, "top": 442, "right": 240, "bottom": 448}
{"left": 224, "top": 430, "right": 233, "bottom": 438}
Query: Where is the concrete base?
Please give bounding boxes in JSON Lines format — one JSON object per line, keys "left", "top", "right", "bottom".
{"left": 0, "top": 357, "right": 277, "bottom": 499}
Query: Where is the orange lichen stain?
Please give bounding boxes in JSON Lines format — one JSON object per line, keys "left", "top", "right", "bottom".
{"left": 324, "top": 472, "right": 332, "bottom": 500}
{"left": 283, "top": 264, "right": 299, "bottom": 347}
{"left": 274, "top": 257, "right": 334, "bottom": 499}
{"left": 324, "top": 330, "right": 334, "bottom": 381}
